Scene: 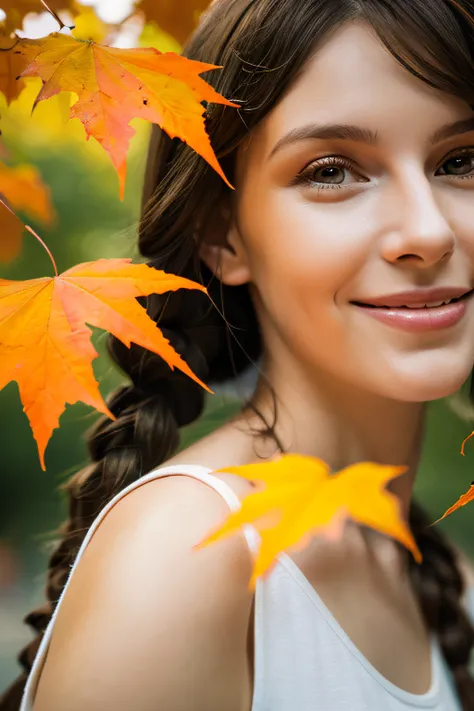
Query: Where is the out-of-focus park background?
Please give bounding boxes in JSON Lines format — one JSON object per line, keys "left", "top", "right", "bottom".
{"left": 1, "top": 0, "right": 474, "bottom": 695}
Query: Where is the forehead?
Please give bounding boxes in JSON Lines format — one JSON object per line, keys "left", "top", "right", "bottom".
{"left": 237, "top": 20, "right": 469, "bottom": 172}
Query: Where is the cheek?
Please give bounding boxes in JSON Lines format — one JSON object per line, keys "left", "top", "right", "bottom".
{"left": 238, "top": 188, "right": 379, "bottom": 379}
{"left": 244, "top": 188, "right": 371, "bottom": 319}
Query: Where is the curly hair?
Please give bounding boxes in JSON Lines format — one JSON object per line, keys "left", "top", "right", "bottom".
{"left": 2, "top": 0, "right": 474, "bottom": 707}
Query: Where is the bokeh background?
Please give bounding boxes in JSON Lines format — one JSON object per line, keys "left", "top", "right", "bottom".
{"left": 1, "top": 0, "right": 474, "bottom": 694}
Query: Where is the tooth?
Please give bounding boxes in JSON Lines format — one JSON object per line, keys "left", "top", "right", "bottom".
{"left": 424, "top": 300, "right": 445, "bottom": 308}
{"left": 386, "top": 300, "right": 449, "bottom": 309}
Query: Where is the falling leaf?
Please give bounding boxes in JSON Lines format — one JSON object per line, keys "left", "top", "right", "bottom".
{"left": 136, "top": 0, "right": 211, "bottom": 45}
{"left": 0, "top": 162, "right": 55, "bottom": 261}
{"left": 14, "top": 33, "right": 238, "bottom": 199}
{"left": 431, "top": 482, "right": 474, "bottom": 525}
{"left": 0, "top": 258, "right": 212, "bottom": 470}
{"left": 196, "top": 453, "right": 420, "bottom": 588}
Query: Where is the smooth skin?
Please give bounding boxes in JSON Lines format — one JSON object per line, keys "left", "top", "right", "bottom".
{"left": 34, "top": 20, "right": 474, "bottom": 711}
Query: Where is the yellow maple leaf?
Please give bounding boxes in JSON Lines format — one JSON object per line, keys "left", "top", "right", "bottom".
{"left": 196, "top": 454, "right": 421, "bottom": 589}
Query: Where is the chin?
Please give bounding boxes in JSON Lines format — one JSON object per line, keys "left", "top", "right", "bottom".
{"left": 389, "top": 369, "right": 471, "bottom": 403}
{"left": 363, "top": 344, "right": 474, "bottom": 403}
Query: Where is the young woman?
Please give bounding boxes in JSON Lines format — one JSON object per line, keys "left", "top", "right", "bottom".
{"left": 3, "top": 0, "right": 474, "bottom": 709}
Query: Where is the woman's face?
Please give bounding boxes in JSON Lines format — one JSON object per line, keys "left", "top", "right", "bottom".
{"left": 205, "top": 20, "right": 474, "bottom": 402}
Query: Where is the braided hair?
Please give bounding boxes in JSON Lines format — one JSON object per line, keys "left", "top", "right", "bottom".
{"left": 2, "top": 0, "right": 474, "bottom": 707}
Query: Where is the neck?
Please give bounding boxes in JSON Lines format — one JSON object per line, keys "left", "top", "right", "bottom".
{"left": 238, "top": 359, "right": 428, "bottom": 525}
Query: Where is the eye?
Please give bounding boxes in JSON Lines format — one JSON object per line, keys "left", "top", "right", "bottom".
{"left": 292, "top": 156, "right": 367, "bottom": 192}
{"left": 437, "top": 147, "right": 474, "bottom": 178}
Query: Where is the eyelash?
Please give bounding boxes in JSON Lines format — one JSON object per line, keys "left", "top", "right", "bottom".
{"left": 293, "top": 147, "right": 474, "bottom": 192}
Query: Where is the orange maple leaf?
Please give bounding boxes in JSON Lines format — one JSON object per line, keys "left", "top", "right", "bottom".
{"left": 431, "top": 482, "right": 474, "bottom": 525}
{"left": 195, "top": 454, "right": 421, "bottom": 589}
{"left": 0, "top": 163, "right": 56, "bottom": 262}
{"left": 14, "top": 33, "right": 238, "bottom": 199}
{"left": 0, "top": 257, "right": 211, "bottom": 470}
{"left": 136, "top": 0, "right": 211, "bottom": 45}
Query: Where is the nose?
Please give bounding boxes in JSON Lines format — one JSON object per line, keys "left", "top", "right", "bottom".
{"left": 381, "top": 172, "right": 455, "bottom": 268}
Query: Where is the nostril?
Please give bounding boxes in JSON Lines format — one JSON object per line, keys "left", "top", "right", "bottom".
{"left": 397, "top": 254, "right": 420, "bottom": 261}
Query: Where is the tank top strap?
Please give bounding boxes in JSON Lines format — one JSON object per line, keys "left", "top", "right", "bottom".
{"left": 144, "top": 463, "right": 262, "bottom": 557}
{"left": 19, "top": 462, "right": 261, "bottom": 710}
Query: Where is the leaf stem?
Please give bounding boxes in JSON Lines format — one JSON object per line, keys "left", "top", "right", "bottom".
{"left": 40, "top": 1, "right": 75, "bottom": 32}
{"left": 24, "top": 225, "right": 58, "bottom": 276}
{"left": 0, "top": 196, "right": 58, "bottom": 276}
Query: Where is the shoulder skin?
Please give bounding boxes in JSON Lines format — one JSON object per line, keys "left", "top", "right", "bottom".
{"left": 32, "top": 474, "right": 255, "bottom": 711}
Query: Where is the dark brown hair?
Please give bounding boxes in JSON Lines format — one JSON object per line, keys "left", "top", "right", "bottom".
{"left": 3, "top": 0, "right": 474, "bottom": 707}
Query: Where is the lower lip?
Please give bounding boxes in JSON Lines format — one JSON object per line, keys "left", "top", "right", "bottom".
{"left": 353, "top": 293, "right": 473, "bottom": 332}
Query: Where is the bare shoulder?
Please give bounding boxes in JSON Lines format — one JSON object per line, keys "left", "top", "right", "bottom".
{"left": 33, "top": 471, "right": 255, "bottom": 711}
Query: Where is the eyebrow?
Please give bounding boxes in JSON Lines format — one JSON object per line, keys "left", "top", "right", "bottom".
{"left": 268, "top": 115, "right": 474, "bottom": 159}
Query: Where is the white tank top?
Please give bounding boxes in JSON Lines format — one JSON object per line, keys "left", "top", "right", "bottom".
{"left": 19, "top": 463, "right": 474, "bottom": 711}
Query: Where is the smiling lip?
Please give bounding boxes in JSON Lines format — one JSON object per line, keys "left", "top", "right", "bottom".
{"left": 352, "top": 286, "right": 472, "bottom": 307}
{"left": 351, "top": 287, "right": 474, "bottom": 333}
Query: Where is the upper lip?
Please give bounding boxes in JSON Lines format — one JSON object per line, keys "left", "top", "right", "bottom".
{"left": 352, "top": 286, "right": 473, "bottom": 307}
